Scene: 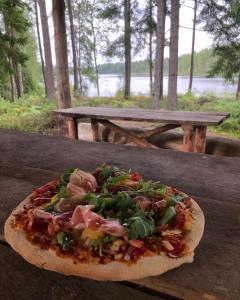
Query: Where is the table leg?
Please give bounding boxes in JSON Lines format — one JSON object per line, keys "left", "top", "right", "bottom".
{"left": 182, "top": 125, "right": 195, "bottom": 152}
{"left": 194, "top": 126, "right": 207, "bottom": 153}
{"left": 91, "top": 119, "right": 101, "bottom": 142}
{"left": 67, "top": 117, "right": 78, "bottom": 139}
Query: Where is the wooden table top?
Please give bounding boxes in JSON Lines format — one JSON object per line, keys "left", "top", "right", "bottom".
{"left": 55, "top": 106, "right": 230, "bottom": 126}
{"left": 0, "top": 129, "right": 239, "bottom": 300}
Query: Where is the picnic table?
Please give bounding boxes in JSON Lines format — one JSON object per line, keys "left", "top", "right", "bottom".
{"left": 55, "top": 106, "right": 229, "bottom": 153}
{"left": 1, "top": 128, "right": 240, "bottom": 300}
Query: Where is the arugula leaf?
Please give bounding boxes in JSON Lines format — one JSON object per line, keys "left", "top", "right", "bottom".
{"left": 127, "top": 214, "right": 155, "bottom": 240}
{"left": 97, "top": 165, "right": 119, "bottom": 184}
{"left": 60, "top": 168, "right": 75, "bottom": 186}
{"left": 116, "top": 192, "right": 132, "bottom": 210}
{"left": 101, "top": 174, "right": 129, "bottom": 192}
{"left": 57, "top": 232, "right": 74, "bottom": 251}
{"left": 168, "top": 194, "right": 185, "bottom": 206}
{"left": 159, "top": 206, "right": 176, "bottom": 224}
{"left": 44, "top": 186, "right": 71, "bottom": 212}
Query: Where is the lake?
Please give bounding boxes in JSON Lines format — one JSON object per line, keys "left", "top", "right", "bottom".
{"left": 86, "top": 75, "right": 237, "bottom": 97}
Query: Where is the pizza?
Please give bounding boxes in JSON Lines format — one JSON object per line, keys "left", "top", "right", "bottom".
{"left": 4, "top": 165, "right": 204, "bottom": 281}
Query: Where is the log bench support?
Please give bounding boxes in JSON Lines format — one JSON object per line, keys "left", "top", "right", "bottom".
{"left": 182, "top": 125, "right": 207, "bottom": 153}
{"left": 66, "top": 117, "right": 207, "bottom": 153}
{"left": 67, "top": 117, "right": 78, "bottom": 139}
{"left": 91, "top": 119, "right": 101, "bottom": 142}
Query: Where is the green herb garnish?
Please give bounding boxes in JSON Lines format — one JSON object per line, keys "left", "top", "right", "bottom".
{"left": 127, "top": 214, "right": 155, "bottom": 240}
{"left": 168, "top": 194, "right": 185, "bottom": 206}
{"left": 60, "top": 168, "right": 75, "bottom": 187}
{"left": 57, "top": 232, "right": 74, "bottom": 251}
{"left": 159, "top": 206, "right": 176, "bottom": 224}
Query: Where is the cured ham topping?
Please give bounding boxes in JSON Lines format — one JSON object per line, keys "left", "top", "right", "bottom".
{"left": 68, "top": 205, "right": 125, "bottom": 237}
{"left": 13, "top": 165, "right": 193, "bottom": 264}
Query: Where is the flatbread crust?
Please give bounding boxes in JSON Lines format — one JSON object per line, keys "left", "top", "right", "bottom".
{"left": 4, "top": 190, "right": 204, "bottom": 281}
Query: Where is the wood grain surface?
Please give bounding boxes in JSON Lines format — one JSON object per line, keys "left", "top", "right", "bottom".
{"left": 55, "top": 106, "right": 229, "bottom": 126}
{"left": 0, "top": 129, "right": 239, "bottom": 300}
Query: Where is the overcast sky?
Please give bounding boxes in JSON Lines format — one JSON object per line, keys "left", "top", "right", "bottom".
{"left": 44, "top": 0, "right": 213, "bottom": 64}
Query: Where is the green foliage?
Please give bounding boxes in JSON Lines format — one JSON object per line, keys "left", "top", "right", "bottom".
{"left": 199, "top": 1, "right": 240, "bottom": 82}
{"left": 0, "top": 93, "right": 56, "bottom": 133}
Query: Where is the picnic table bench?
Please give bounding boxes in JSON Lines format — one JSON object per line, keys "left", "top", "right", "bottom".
{"left": 0, "top": 129, "right": 239, "bottom": 300}
{"left": 55, "top": 106, "right": 229, "bottom": 153}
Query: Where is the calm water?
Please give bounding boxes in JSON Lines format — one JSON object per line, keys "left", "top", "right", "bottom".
{"left": 86, "top": 74, "right": 237, "bottom": 97}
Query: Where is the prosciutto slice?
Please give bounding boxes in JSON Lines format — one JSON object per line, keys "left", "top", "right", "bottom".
{"left": 68, "top": 205, "right": 126, "bottom": 237}
{"left": 68, "top": 169, "right": 97, "bottom": 193}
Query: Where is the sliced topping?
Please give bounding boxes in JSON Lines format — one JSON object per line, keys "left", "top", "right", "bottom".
{"left": 68, "top": 205, "right": 125, "bottom": 237}
{"left": 161, "top": 240, "right": 174, "bottom": 251}
{"left": 54, "top": 194, "right": 85, "bottom": 213}
{"left": 69, "top": 169, "right": 97, "bottom": 193}
{"left": 161, "top": 229, "right": 182, "bottom": 237}
{"left": 128, "top": 239, "right": 145, "bottom": 249}
{"left": 81, "top": 228, "right": 104, "bottom": 241}
{"left": 67, "top": 183, "right": 86, "bottom": 196}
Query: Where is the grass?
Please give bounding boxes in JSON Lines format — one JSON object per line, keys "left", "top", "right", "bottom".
{"left": 0, "top": 92, "right": 239, "bottom": 139}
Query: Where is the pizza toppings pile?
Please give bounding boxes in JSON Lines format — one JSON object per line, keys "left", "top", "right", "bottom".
{"left": 13, "top": 165, "right": 194, "bottom": 264}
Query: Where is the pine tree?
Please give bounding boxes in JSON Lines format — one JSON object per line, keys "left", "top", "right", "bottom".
{"left": 152, "top": 0, "right": 166, "bottom": 109}
{"left": 199, "top": 0, "right": 240, "bottom": 99}
{"left": 52, "top": 0, "right": 71, "bottom": 108}
{"left": 0, "top": 0, "right": 30, "bottom": 100}
{"left": 167, "top": 0, "right": 180, "bottom": 110}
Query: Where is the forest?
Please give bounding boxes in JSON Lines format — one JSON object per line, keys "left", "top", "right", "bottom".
{"left": 0, "top": 0, "right": 239, "bottom": 138}
{"left": 98, "top": 49, "right": 215, "bottom": 76}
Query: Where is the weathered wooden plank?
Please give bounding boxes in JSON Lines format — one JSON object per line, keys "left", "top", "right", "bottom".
{"left": 1, "top": 169, "right": 239, "bottom": 299}
{"left": 0, "top": 129, "right": 239, "bottom": 203}
{"left": 90, "top": 118, "right": 101, "bottom": 142}
{"left": 0, "top": 130, "right": 240, "bottom": 299}
{"left": 67, "top": 117, "right": 78, "bottom": 139}
{"left": 0, "top": 245, "right": 163, "bottom": 300}
{"left": 194, "top": 126, "right": 207, "bottom": 153}
{"left": 97, "top": 119, "right": 158, "bottom": 149}
{"left": 138, "top": 124, "right": 181, "bottom": 138}
{"left": 55, "top": 107, "right": 230, "bottom": 126}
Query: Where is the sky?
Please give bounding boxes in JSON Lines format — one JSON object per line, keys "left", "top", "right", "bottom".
{"left": 44, "top": 0, "right": 213, "bottom": 64}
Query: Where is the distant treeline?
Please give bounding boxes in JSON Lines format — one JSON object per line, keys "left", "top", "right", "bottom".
{"left": 99, "top": 49, "right": 215, "bottom": 76}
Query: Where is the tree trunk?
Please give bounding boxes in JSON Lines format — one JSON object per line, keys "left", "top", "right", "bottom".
{"left": 34, "top": 0, "right": 47, "bottom": 97}
{"left": 52, "top": 0, "right": 71, "bottom": 108}
{"left": 152, "top": 0, "right": 166, "bottom": 109}
{"left": 90, "top": 11, "right": 100, "bottom": 96}
{"left": 67, "top": 0, "right": 79, "bottom": 94}
{"left": 14, "top": 63, "right": 23, "bottom": 98}
{"left": 236, "top": 73, "right": 240, "bottom": 100}
{"left": 77, "top": 19, "right": 83, "bottom": 96}
{"left": 167, "top": 0, "right": 180, "bottom": 110}
{"left": 9, "top": 72, "right": 15, "bottom": 102}
{"left": 149, "top": 0, "right": 153, "bottom": 96}
{"left": 124, "top": 0, "right": 131, "bottom": 99}
{"left": 188, "top": 0, "right": 197, "bottom": 92}
{"left": 38, "top": 0, "right": 55, "bottom": 99}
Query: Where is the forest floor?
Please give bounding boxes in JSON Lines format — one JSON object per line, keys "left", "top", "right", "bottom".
{"left": 0, "top": 92, "right": 239, "bottom": 139}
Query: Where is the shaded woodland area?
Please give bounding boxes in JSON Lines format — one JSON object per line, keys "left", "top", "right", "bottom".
{"left": 0, "top": 0, "right": 239, "bottom": 110}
